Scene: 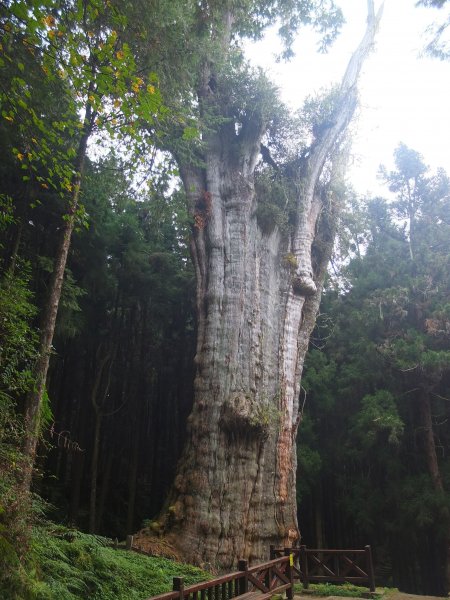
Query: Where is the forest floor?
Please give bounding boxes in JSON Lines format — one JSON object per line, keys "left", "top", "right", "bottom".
{"left": 382, "top": 594, "right": 447, "bottom": 600}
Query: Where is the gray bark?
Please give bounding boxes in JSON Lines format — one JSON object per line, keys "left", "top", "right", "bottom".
{"left": 156, "top": 1, "right": 383, "bottom": 570}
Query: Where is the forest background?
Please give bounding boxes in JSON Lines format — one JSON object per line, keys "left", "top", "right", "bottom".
{"left": 1, "top": 0, "right": 450, "bottom": 598}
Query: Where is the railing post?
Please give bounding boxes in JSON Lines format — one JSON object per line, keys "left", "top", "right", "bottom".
{"left": 270, "top": 544, "right": 276, "bottom": 560}
{"left": 300, "top": 545, "right": 309, "bottom": 589}
{"left": 173, "top": 577, "right": 185, "bottom": 600}
{"left": 284, "top": 548, "right": 294, "bottom": 600}
{"left": 238, "top": 559, "right": 248, "bottom": 595}
{"left": 126, "top": 535, "right": 133, "bottom": 550}
{"left": 365, "top": 545, "right": 376, "bottom": 592}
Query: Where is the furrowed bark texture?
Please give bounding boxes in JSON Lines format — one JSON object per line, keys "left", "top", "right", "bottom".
{"left": 159, "top": 2, "right": 383, "bottom": 570}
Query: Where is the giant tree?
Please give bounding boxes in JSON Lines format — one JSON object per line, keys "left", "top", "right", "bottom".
{"left": 138, "top": 0, "right": 384, "bottom": 569}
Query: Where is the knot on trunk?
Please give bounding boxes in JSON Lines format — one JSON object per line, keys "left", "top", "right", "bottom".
{"left": 220, "top": 392, "right": 276, "bottom": 438}
{"left": 292, "top": 272, "right": 317, "bottom": 296}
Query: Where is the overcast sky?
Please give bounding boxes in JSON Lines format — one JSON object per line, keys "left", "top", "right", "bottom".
{"left": 246, "top": 0, "right": 450, "bottom": 195}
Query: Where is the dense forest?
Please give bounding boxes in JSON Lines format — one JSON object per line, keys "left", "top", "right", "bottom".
{"left": 298, "top": 145, "right": 450, "bottom": 595}
{"left": 1, "top": 0, "right": 450, "bottom": 598}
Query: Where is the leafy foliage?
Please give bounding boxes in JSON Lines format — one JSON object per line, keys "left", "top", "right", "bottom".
{"left": 0, "top": 266, "right": 38, "bottom": 394}
{"left": 1, "top": 0, "right": 166, "bottom": 194}
{"left": 227, "top": 0, "right": 344, "bottom": 57}
{"left": 0, "top": 266, "right": 39, "bottom": 598}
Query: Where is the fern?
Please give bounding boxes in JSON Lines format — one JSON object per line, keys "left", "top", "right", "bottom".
{"left": 28, "top": 524, "right": 208, "bottom": 600}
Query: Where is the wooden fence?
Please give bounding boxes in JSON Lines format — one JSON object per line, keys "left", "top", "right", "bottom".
{"left": 270, "top": 545, "right": 375, "bottom": 592}
{"left": 141, "top": 544, "right": 375, "bottom": 600}
{"left": 145, "top": 555, "right": 294, "bottom": 600}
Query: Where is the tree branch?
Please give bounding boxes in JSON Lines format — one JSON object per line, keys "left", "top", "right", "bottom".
{"left": 291, "top": 0, "right": 384, "bottom": 295}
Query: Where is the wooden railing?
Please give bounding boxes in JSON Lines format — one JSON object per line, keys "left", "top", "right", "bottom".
{"left": 145, "top": 555, "right": 294, "bottom": 600}
{"left": 270, "top": 545, "right": 375, "bottom": 592}
{"left": 142, "top": 545, "right": 375, "bottom": 600}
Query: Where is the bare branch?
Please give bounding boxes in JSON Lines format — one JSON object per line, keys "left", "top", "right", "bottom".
{"left": 292, "top": 2, "right": 384, "bottom": 294}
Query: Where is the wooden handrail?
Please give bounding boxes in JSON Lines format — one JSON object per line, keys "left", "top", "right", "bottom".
{"left": 144, "top": 545, "right": 376, "bottom": 600}
{"left": 145, "top": 555, "right": 292, "bottom": 600}
{"left": 270, "top": 545, "right": 376, "bottom": 593}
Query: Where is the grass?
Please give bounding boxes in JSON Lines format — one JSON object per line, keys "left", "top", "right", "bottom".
{"left": 294, "top": 582, "right": 385, "bottom": 598}
{"left": 17, "top": 523, "right": 209, "bottom": 600}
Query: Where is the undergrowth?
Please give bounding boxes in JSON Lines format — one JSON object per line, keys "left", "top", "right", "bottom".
{"left": 294, "top": 582, "right": 383, "bottom": 598}
{"left": 8, "top": 523, "right": 208, "bottom": 600}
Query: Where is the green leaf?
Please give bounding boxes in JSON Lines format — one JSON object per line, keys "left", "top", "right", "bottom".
{"left": 182, "top": 126, "right": 199, "bottom": 140}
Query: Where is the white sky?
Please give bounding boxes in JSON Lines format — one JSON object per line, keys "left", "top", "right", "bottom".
{"left": 245, "top": 0, "right": 450, "bottom": 195}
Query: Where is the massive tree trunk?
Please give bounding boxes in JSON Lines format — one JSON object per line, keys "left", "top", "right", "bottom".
{"left": 155, "top": 2, "right": 383, "bottom": 570}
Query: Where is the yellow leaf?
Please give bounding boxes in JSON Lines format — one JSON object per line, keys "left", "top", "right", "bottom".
{"left": 147, "top": 84, "right": 155, "bottom": 94}
{"left": 17, "top": 152, "right": 24, "bottom": 161}
{"left": 43, "top": 15, "right": 56, "bottom": 28}
{"left": 41, "top": 183, "right": 49, "bottom": 189}
{"left": 116, "top": 50, "right": 124, "bottom": 60}
{"left": 5, "top": 115, "right": 13, "bottom": 122}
